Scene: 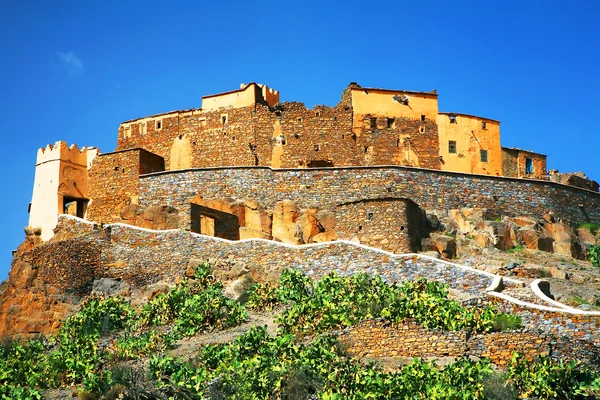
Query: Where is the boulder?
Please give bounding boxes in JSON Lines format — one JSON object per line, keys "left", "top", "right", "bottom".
{"left": 141, "top": 205, "right": 179, "bottom": 230}
{"left": 507, "top": 216, "right": 537, "bottom": 228}
{"left": 426, "top": 213, "right": 444, "bottom": 231}
{"left": 432, "top": 234, "right": 456, "bottom": 259}
{"left": 448, "top": 208, "right": 485, "bottom": 235}
{"left": 272, "top": 200, "right": 303, "bottom": 245}
{"left": 577, "top": 227, "right": 597, "bottom": 247}
{"left": 473, "top": 233, "right": 492, "bottom": 249}
{"left": 223, "top": 274, "right": 255, "bottom": 302}
{"left": 120, "top": 203, "right": 141, "bottom": 221}
{"left": 518, "top": 227, "right": 554, "bottom": 252}
{"left": 243, "top": 199, "right": 272, "bottom": 235}
{"left": 91, "top": 278, "right": 130, "bottom": 297}
{"left": 481, "top": 221, "right": 515, "bottom": 251}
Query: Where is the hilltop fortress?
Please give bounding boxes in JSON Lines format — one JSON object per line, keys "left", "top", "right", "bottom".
{"left": 3, "top": 81, "right": 600, "bottom": 361}
{"left": 27, "top": 82, "right": 598, "bottom": 253}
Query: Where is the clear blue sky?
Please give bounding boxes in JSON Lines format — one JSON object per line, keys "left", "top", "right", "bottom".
{"left": 0, "top": 1, "right": 598, "bottom": 280}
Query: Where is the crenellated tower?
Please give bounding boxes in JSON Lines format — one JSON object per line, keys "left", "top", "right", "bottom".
{"left": 29, "top": 141, "right": 98, "bottom": 240}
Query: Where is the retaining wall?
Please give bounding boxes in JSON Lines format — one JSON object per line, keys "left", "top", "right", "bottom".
{"left": 139, "top": 166, "right": 600, "bottom": 228}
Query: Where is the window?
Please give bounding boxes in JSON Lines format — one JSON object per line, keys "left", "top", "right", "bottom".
{"left": 314, "top": 144, "right": 320, "bottom": 152}
{"left": 140, "top": 122, "right": 147, "bottom": 135}
{"left": 221, "top": 115, "right": 228, "bottom": 124}
{"left": 387, "top": 118, "right": 395, "bottom": 128}
{"left": 482, "top": 121, "right": 487, "bottom": 129}
{"left": 370, "top": 117, "right": 377, "bottom": 129}
{"left": 480, "top": 149, "right": 488, "bottom": 163}
{"left": 421, "top": 115, "right": 426, "bottom": 122}
{"left": 155, "top": 120, "right": 162, "bottom": 130}
{"left": 449, "top": 115, "right": 457, "bottom": 124}
{"left": 396, "top": 138, "right": 400, "bottom": 147}
{"left": 315, "top": 111, "right": 320, "bottom": 117}
{"left": 199, "top": 118, "right": 206, "bottom": 127}
{"left": 448, "top": 140, "right": 457, "bottom": 154}
{"left": 525, "top": 158, "right": 533, "bottom": 174}
{"left": 419, "top": 126, "right": 425, "bottom": 133}
{"left": 297, "top": 118, "right": 302, "bottom": 123}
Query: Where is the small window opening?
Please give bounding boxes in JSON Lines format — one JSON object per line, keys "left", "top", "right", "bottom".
{"left": 140, "top": 123, "right": 147, "bottom": 135}
{"left": 421, "top": 115, "right": 426, "bottom": 122}
{"left": 449, "top": 115, "right": 457, "bottom": 123}
{"left": 281, "top": 138, "right": 286, "bottom": 145}
{"left": 358, "top": 225, "right": 362, "bottom": 231}
{"left": 114, "top": 166, "right": 119, "bottom": 171}
{"left": 396, "top": 138, "right": 401, "bottom": 147}
{"left": 315, "top": 111, "right": 320, "bottom": 117}
{"left": 156, "top": 120, "right": 162, "bottom": 130}
{"left": 297, "top": 118, "right": 302, "bottom": 123}
{"left": 341, "top": 134, "right": 345, "bottom": 139}
{"left": 525, "top": 158, "right": 533, "bottom": 174}
{"left": 333, "top": 116, "right": 337, "bottom": 121}
{"left": 387, "top": 118, "right": 395, "bottom": 128}
{"left": 294, "top": 133, "right": 300, "bottom": 139}
{"left": 221, "top": 115, "right": 227, "bottom": 124}
{"left": 364, "top": 146, "right": 369, "bottom": 153}
{"left": 482, "top": 121, "right": 487, "bottom": 129}
{"left": 419, "top": 126, "right": 425, "bottom": 133}
{"left": 480, "top": 149, "right": 488, "bottom": 163}
{"left": 232, "top": 136, "right": 236, "bottom": 141}
{"left": 314, "top": 144, "right": 320, "bottom": 152}
{"left": 448, "top": 140, "right": 457, "bottom": 154}
{"left": 370, "top": 117, "right": 377, "bottom": 129}
{"left": 199, "top": 118, "right": 206, "bottom": 127}
{"left": 367, "top": 212, "right": 374, "bottom": 220}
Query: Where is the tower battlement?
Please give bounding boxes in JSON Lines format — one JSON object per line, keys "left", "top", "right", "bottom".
{"left": 36, "top": 141, "right": 98, "bottom": 168}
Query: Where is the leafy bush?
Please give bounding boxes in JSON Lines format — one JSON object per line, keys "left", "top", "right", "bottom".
{"left": 588, "top": 244, "right": 600, "bottom": 267}
{"left": 506, "top": 353, "right": 600, "bottom": 399}
{"left": 258, "top": 270, "right": 520, "bottom": 334}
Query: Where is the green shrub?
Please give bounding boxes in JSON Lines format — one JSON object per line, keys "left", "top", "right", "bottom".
{"left": 588, "top": 244, "right": 600, "bottom": 267}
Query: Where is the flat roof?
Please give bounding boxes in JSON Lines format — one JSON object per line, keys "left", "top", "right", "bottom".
{"left": 351, "top": 86, "right": 438, "bottom": 97}
{"left": 120, "top": 108, "right": 202, "bottom": 124}
{"left": 502, "top": 147, "right": 547, "bottom": 157}
{"left": 201, "top": 82, "right": 259, "bottom": 100}
{"left": 439, "top": 112, "right": 500, "bottom": 123}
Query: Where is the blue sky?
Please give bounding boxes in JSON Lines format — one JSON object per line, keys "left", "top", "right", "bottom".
{"left": 0, "top": 1, "right": 598, "bottom": 280}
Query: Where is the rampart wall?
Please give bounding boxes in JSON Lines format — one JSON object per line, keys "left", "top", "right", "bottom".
{"left": 139, "top": 166, "right": 600, "bottom": 228}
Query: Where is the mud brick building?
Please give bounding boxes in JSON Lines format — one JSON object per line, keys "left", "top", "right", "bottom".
{"left": 31, "top": 81, "right": 595, "bottom": 254}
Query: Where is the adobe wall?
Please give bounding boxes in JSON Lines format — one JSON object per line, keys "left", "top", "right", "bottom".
{"left": 353, "top": 115, "right": 440, "bottom": 169}
{"left": 116, "top": 99, "right": 440, "bottom": 170}
{"left": 87, "top": 149, "right": 164, "bottom": 223}
{"left": 139, "top": 166, "right": 600, "bottom": 229}
{"left": 437, "top": 114, "right": 502, "bottom": 176}
{"left": 263, "top": 102, "right": 356, "bottom": 168}
{"left": 339, "top": 319, "right": 600, "bottom": 369}
{"left": 502, "top": 148, "right": 547, "bottom": 180}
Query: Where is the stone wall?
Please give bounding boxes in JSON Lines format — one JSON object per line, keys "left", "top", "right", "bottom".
{"left": 87, "top": 149, "right": 164, "bottom": 223}
{"left": 339, "top": 319, "right": 600, "bottom": 369}
{"left": 139, "top": 166, "right": 600, "bottom": 230}
{"left": 353, "top": 115, "right": 440, "bottom": 169}
{"left": 335, "top": 198, "right": 426, "bottom": 253}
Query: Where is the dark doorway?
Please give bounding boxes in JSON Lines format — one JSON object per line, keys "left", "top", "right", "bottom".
{"left": 190, "top": 204, "right": 240, "bottom": 240}
{"left": 63, "top": 197, "right": 88, "bottom": 218}
{"left": 307, "top": 160, "right": 334, "bottom": 168}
